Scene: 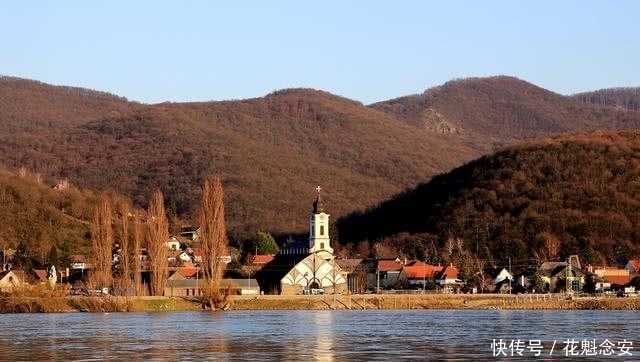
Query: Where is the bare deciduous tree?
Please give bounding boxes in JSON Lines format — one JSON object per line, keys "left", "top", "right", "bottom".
{"left": 199, "top": 176, "right": 229, "bottom": 309}
{"left": 116, "top": 197, "right": 131, "bottom": 293}
{"left": 90, "top": 193, "right": 114, "bottom": 289}
{"left": 147, "top": 190, "right": 169, "bottom": 296}
{"left": 133, "top": 211, "right": 143, "bottom": 296}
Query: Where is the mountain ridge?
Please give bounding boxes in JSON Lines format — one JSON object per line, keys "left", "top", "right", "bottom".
{"left": 2, "top": 75, "right": 640, "bottom": 241}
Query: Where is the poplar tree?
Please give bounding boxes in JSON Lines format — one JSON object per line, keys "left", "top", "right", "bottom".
{"left": 90, "top": 193, "right": 114, "bottom": 289}
{"left": 147, "top": 190, "right": 169, "bottom": 296}
{"left": 199, "top": 176, "right": 229, "bottom": 309}
{"left": 133, "top": 211, "right": 143, "bottom": 296}
{"left": 116, "top": 197, "right": 132, "bottom": 293}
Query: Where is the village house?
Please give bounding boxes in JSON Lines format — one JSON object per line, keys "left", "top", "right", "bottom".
{"left": 244, "top": 254, "right": 275, "bottom": 276}
{"left": 0, "top": 270, "right": 23, "bottom": 292}
{"left": 374, "top": 258, "right": 404, "bottom": 291}
{"left": 335, "top": 258, "right": 366, "bottom": 293}
{"left": 398, "top": 261, "right": 443, "bottom": 290}
{"left": 625, "top": 259, "right": 640, "bottom": 275}
{"left": 256, "top": 187, "right": 346, "bottom": 295}
{"left": 435, "top": 264, "right": 462, "bottom": 293}
{"left": 588, "top": 265, "right": 632, "bottom": 292}
{"left": 538, "top": 255, "right": 585, "bottom": 293}
{"left": 166, "top": 236, "right": 182, "bottom": 251}
{"left": 482, "top": 267, "right": 513, "bottom": 293}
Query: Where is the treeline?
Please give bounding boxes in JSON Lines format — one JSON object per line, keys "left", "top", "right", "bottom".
{"left": 336, "top": 131, "right": 640, "bottom": 270}
{"left": 572, "top": 87, "right": 640, "bottom": 112}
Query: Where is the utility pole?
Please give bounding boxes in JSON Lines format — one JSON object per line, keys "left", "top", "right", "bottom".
{"left": 566, "top": 257, "right": 571, "bottom": 295}
{"left": 508, "top": 256, "right": 512, "bottom": 294}
{"left": 423, "top": 263, "right": 426, "bottom": 294}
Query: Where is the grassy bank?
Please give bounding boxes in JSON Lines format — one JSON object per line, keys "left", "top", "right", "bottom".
{"left": 0, "top": 294, "right": 203, "bottom": 313}
{"left": 2, "top": 293, "right": 640, "bottom": 313}
{"left": 226, "top": 294, "right": 640, "bottom": 311}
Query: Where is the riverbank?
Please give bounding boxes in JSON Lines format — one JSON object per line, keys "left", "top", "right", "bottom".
{"left": 2, "top": 293, "right": 640, "bottom": 313}
{"left": 226, "top": 293, "right": 640, "bottom": 311}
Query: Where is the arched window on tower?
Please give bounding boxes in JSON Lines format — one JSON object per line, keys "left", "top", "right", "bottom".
{"left": 320, "top": 225, "right": 325, "bottom": 236}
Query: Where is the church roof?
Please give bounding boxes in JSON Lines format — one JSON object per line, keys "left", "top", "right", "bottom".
{"left": 255, "top": 253, "right": 310, "bottom": 286}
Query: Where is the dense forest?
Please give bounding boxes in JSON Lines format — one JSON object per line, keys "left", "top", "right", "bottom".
{"left": 572, "top": 87, "right": 640, "bottom": 112}
{"left": 371, "top": 76, "right": 640, "bottom": 144}
{"left": 3, "top": 75, "right": 640, "bottom": 244}
{"left": 336, "top": 131, "right": 640, "bottom": 270}
{"left": 0, "top": 168, "right": 95, "bottom": 270}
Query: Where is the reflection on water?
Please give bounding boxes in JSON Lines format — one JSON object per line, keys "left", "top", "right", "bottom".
{"left": 0, "top": 310, "right": 638, "bottom": 361}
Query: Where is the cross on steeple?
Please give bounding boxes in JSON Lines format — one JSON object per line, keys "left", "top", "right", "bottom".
{"left": 316, "top": 185, "right": 322, "bottom": 194}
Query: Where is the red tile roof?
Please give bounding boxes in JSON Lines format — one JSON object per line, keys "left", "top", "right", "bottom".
{"left": 438, "top": 265, "right": 459, "bottom": 280}
{"left": 177, "top": 267, "right": 199, "bottom": 278}
{"left": 628, "top": 259, "right": 640, "bottom": 271}
{"left": 603, "top": 274, "right": 633, "bottom": 286}
{"left": 402, "top": 264, "right": 443, "bottom": 280}
{"left": 34, "top": 269, "right": 48, "bottom": 282}
{"left": 377, "top": 259, "right": 403, "bottom": 272}
{"left": 252, "top": 255, "right": 274, "bottom": 265}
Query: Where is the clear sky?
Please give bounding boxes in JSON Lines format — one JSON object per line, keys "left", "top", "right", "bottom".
{"left": 1, "top": 1, "right": 638, "bottom": 104}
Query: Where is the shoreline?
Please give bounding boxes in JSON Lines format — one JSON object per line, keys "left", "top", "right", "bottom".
{"left": 226, "top": 293, "right": 640, "bottom": 311}
{"left": 2, "top": 294, "right": 640, "bottom": 313}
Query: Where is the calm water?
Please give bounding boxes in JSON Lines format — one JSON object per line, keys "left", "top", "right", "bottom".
{"left": 0, "top": 310, "right": 638, "bottom": 361}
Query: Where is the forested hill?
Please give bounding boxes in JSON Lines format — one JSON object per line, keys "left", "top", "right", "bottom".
{"left": 0, "top": 76, "right": 136, "bottom": 130}
{"left": 370, "top": 76, "right": 640, "bottom": 144}
{"left": 336, "top": 131, "right": 640, "bottom": 267}
{"left": 0, "top": 79, "right": 483, "bottom": 240}
{"left": 3, "top": 76, "right": 640, "bottom": 241}
{"left": 0, "top": 168, "right": 95, "bottom": 269}
{"left": 572, "top": 87, "right": 640, "bottom": 112}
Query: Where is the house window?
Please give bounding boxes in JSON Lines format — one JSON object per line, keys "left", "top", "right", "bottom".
{"left": 320, "top": 225, "right": 325, "bottom": 236}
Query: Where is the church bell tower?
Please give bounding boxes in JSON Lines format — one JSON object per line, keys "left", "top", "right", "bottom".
{"left": 309, "top": 186, "right": 334, "bottom": 260}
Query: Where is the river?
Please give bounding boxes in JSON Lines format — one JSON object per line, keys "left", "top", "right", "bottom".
{"left": 0, "top": 310, "right": 637, "bottom": 361}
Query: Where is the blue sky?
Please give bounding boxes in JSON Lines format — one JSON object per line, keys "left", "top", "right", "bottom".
{"left": 1, "top": 1, "right": 638, "bottom": 104}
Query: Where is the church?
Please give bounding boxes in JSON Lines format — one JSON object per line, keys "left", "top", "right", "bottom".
{"left": 256, "top": 187, "right": 347, "bottom": 295}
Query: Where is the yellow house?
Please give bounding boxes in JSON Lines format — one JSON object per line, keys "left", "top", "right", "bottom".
{"left": 0, "top": 270, "right": 23, "bottom": 292}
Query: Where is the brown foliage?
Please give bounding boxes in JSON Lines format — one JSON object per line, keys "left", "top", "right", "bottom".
{"left": 338, "top": 130, "right": 640, "bottom": 268}
{"left": 90, "top": 193, "right": 113, "bottom": 288}
{"left": 147, "top": 190, "right": 169, "bottom": 296}
{"left": 114, "top": 196, "right": 132, "bottom": 291}
{"left": 198, "top": 176, "right": 229, "bottom": 309}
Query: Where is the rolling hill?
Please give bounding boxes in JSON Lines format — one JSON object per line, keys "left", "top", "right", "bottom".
{"left": 2, "top": 75, "right": 640, "bottom": 243}
{"left": 371, "top": 76, "right": 640, "bottom": 144}
{"left": 336, "top": 130, "right": 640, "bottom": 267}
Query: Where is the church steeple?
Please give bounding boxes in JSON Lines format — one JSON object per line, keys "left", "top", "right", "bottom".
{"left": 309, "top": 186, "right": 333, "bottom": 260}
{"left": 312, "top": 185, "right": 325, "bottom": 214}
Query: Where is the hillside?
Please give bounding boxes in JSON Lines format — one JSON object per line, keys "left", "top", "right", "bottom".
{"left": 3, "top": 76, "right": 640, "bottom": 242}
{"left": 572, "top": 87, "right": 640, "bottom": 112}
{"left": 370, "top": 76, "right": 640, "bottom": 145}
{"left": 0, "top": 79, "right": 484, "bottom": 240}
{"left": 336, "top": 130, "right": 640, "bottom": 267}
{"left": 0, "top": 168, "right": 95, "bottom": 269}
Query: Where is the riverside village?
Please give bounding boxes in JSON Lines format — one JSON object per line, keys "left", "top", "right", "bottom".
{"left": 1, "top": 187, "right": 640, "bottom": 302}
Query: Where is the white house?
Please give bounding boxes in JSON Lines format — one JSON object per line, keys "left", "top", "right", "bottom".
{"left": 166, "top": 237, "right": 181, "bottom": 251}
